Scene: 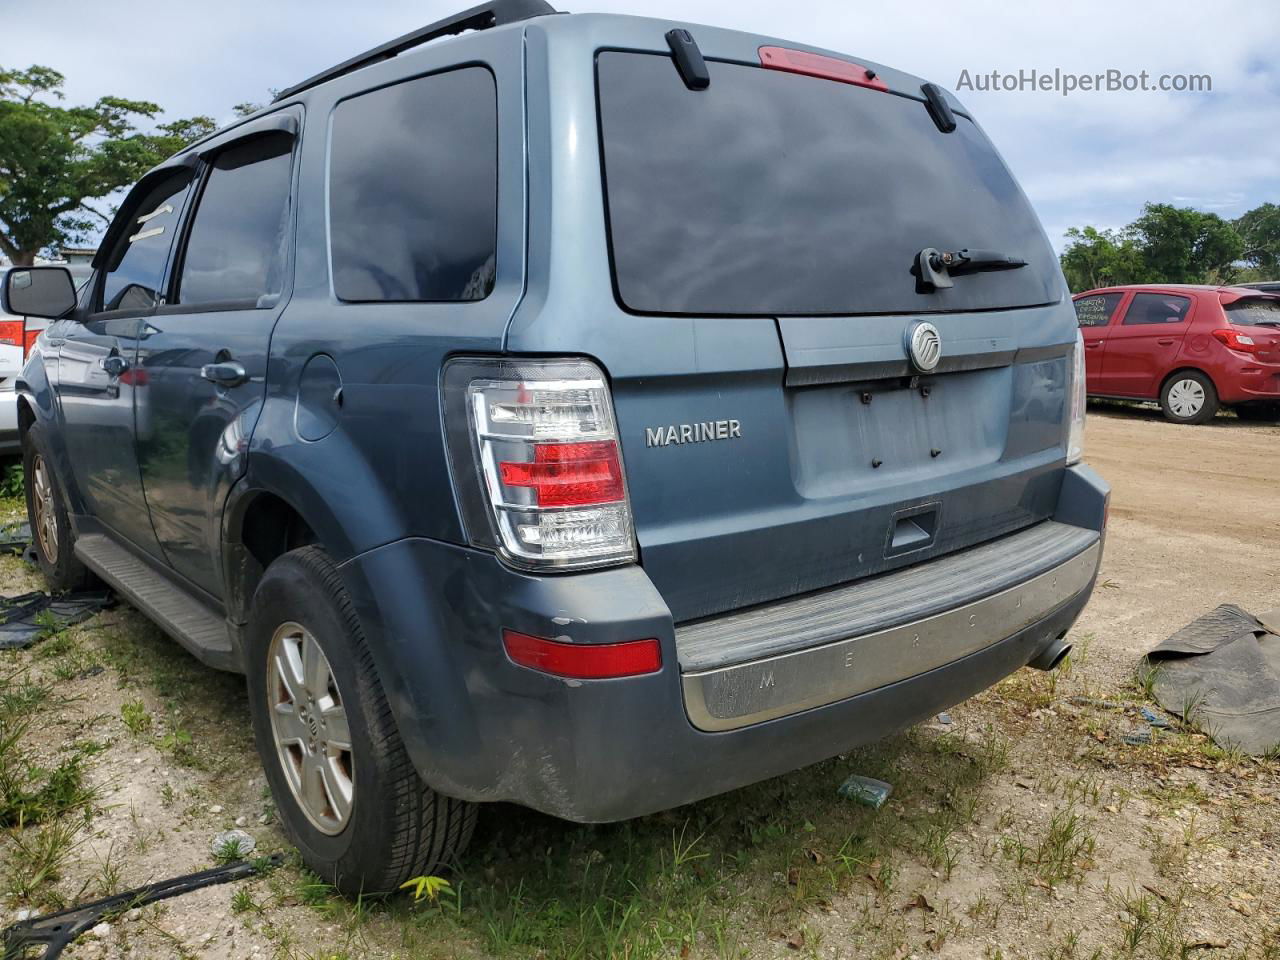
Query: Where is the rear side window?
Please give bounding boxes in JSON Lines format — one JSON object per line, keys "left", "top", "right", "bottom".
{"left": 1225, "top": 297, "right": 1280, "bottom": 327}
{"left": 178, "top": 132, "right": 295, "bottom": 306}
{"left": 1074, "top": 293, "right": 1123, "bottom": 327}
{"left": 1121, "top": 293, "right": 1191, "bottom": 326}
{"left": 596, "top": 53, "right": 1061, "bottom": 317}
{"left": 328, "top": 67, "right": 497, "bottom": 303}
{"left": 99, "top": 172, "right": 191, "bottom": 313}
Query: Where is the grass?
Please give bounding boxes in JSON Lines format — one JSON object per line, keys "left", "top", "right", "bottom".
{"left": 212, "top": 832, "right": 253, "bottom": 864}
{"left": 3, "top": 813, "right": 87, "bottom": 906}
{"left": 0, "top": 517, "right": 1271, "bottom": 960}
{"left": 264, "top": 725, "right": 1012, "bottom": 960}
{"left": 0, "top": 666, "right": 97, "bottom": 828}
{"left": 120, "top": 697, "right": 152, "bottom": 734}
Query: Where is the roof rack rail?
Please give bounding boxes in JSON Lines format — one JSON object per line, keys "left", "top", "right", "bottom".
{"left": 273, "top": 0, "right": 559, "bottom": 102}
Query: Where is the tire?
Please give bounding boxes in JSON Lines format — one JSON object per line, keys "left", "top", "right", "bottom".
{"left": 1159, "top": 371, "right": 1218, "bottom": 425}
{"left": 1234, "top": 402, "right": 1280, "bottom": 423}
{"left": 23, "top": 424, "right": 95, "bottom": 592}
{"left": 245, "top": 545, "right": 476, "bottom": 895}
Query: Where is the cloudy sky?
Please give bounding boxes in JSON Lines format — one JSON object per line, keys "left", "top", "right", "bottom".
{"left": 8, "top": 0, "right": 1279, "bottom": 250}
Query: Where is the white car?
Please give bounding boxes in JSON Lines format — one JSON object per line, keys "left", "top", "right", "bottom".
{"left": 0, "top": 264, "right": 92, "bottom": 455}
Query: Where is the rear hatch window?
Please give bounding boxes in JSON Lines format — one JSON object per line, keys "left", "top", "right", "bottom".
{"left": 596, "top": 51, "right": 1061, "bottom": 317}
{"left": 1225, "top": 297, "right": 1280, "bottom": 327}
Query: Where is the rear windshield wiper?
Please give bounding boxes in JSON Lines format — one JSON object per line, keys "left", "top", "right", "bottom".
{"left": 917, "top": 247, "right": 1027, "bottom": 289}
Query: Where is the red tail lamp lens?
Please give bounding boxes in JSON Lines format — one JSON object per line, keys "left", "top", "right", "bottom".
{"left": 1212, "top": 329, "right": 1260, "bottom": 354}
{"left": 0, "top": 320, "right": 24, "bottom": 351}
{"left": 502, "top": 630, "right": 661, "bottom": 679}
{"left": 499, "top": 441, "right": 625, "bottom": 507}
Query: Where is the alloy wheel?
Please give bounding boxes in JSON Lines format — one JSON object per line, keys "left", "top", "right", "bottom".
{"left": 31, "top": 454, "right": 59, "bottom": 564}
{"left": 1167, "top": 378, "right": 1205, "bottom": 419}
{"left": 267, "top": 621, "right": 355, "bottom": 835}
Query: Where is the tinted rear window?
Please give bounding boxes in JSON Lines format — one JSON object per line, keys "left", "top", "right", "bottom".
{"left": 328, "top": 67, "right": 497, "bottom": 303}
{"left": 1122, "top": 293, "right": 1191, "bottom": 325}
{"left": 597, "top": 52, "right": 1061, "bottom": 317}
{"left": 1225, "top": 297, "right": 1280, "bottom": 326}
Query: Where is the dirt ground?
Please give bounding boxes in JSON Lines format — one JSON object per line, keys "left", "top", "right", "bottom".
{"left": 2, "top": 403, "right": 1278, "bottom": 960}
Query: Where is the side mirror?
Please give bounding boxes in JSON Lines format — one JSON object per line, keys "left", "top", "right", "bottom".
{"left": 2, "top": 266, "right": 77, "bottom": 320}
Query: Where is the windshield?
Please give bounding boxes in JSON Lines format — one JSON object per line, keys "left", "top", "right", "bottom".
{"left": 1225, "top": 297, "right": 1280, "bottom": 327}
{"left": 596, "top": 52, "right": 1061, "bottom": 317}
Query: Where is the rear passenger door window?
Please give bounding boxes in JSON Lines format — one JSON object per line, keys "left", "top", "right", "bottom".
{"left": 327, "top": 67, "right": 498, "bottom": 302}
{"left": 177, "top": 133, "right": 295, "bottom": 308}
{"left": 1120, "top": 293, "right": 1192, "bottom": 326}
{"left": 1074, "top": 293, "right": 1123, "bottom": 328}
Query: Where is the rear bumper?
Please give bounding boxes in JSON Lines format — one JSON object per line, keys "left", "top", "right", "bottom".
{"left": 0, "top": 388, "right": 20, "bottom": 455}
{"left": 1213, "top": 360, "right": 1280, "bottom": 404}
{"left": 338, "top": 464, "right": 1108, "bottom": 822}
{"left": 682, "top": 532, "right": 1099, "bottom": 731}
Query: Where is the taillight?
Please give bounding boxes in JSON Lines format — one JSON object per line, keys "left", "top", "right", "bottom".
{"left": 0, "top": 319, "right": 24, "bottom": 356}
{"left": 502, "top": 629, "right": 661, "bottom": 679}
{"left": 22, "top": 329, "right": 38, "bottom": 357}
{"left": 498, "top": 441, "right": 625, "bottom": 507}
{"left": 444, "top": 357, "right": 637, "bottom": 571}
{"left": 1212, "top": 329, "right": 1261, "bottom": 354}
{"left": 1066, "top": 331, "right": 1087, "bottom": 466}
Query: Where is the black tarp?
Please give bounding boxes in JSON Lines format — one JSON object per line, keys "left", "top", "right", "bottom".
{"left": 1147, "top": 604, "right": 1280, "bottom": 756}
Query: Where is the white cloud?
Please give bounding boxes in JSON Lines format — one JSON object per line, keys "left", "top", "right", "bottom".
{"left": 8, "top": 0, "right": 1278, "bottom": 252}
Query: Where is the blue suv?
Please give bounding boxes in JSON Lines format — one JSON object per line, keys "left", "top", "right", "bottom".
{"left": 2, "top": 0, "right": 1108, "bottom": 894}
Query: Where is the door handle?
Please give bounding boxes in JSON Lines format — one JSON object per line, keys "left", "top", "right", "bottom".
{"left": 1156, "top": 337, "right": 1176, "bottom": 346}
{"left": 1084, "top": 341, "right": 1102, "bottom": 349}
{"left": 102, "top": 355, "right": 130, "bottom": 377}
{"left": 200, "top": 360, "right": 248, "bottom": 387}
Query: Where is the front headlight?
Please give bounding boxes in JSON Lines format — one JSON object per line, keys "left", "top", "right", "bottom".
{"left": 1066, "top": 330, "right": 1087, "bottom": 465}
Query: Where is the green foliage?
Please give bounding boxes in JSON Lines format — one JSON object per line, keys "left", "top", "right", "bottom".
{"left": 0, "top": 461, "right": 22, "bottom": 499}
{"left": 120, "top": 698, "right": 152, "bottom": 735}
{"left": 400, "top": 874, "right": 454, "bottom": 904}
{"left": 0, "top": 63, "right": 215, "bottom": 264}
{"left": 1060, "top": 226, "right": 1146, "bottom": 291}
{"left": 1129, "top": 203, "right": 1243, "bottom": 284}
{"left": 1234, "top": 201, "right": 1280, "bottom": 276}
{"left": 1061, "top": 201, "right": 1263, "bottom": 291}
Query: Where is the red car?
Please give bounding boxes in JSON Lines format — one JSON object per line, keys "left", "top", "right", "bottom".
{"left": 1073, "top": 284, "right": 1280, "bottom": 424}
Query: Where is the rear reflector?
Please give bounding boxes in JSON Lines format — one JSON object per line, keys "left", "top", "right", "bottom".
{"left": 502, "top": 629, "right": 661, "bottom": 679}
{"left": 758, "top": 46, "right": 889, "bottom": 91}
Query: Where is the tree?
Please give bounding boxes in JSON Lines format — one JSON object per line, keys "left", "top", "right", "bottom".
{"left": 1128, "top": 203, "right": 1243, "bottom": 285}
{"left": 0, "top": 64, "right": 216, "bottom": 265}
{"left": 1059, "top": 225, "right": 1146, "bottom": 291}
{"left": 1234, "top": 202, "right": 1280, "bottom": 277}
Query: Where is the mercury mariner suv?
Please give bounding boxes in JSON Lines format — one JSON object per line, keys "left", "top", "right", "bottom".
{"left": 2, "top": 0, "right": 1108, "bottom": 894}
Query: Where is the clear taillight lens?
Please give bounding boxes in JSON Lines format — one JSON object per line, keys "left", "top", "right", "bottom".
{"left": 444, "top": 358, "right": 636, "bottom": 571}
{"left": 1067, "top": 331, "right": 1087, "bottom": 466}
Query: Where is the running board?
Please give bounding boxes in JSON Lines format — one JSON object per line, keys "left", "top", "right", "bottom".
{"left": 74, "top": 534, "right": 239, "bottom": 672}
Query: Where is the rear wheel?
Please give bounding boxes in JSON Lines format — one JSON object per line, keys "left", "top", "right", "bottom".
{"left": 1159, "top": 372, "right": 1218, "bottom": 425}
{"left": 246, "top": 546, "right": 476, "bottom": 895}
{"left": 23, "top": 425, "right": 95, "bottom": 592}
